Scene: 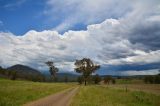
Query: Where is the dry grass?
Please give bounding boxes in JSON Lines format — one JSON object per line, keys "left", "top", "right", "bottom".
{"left": 106, "top": 84, "right": 160, "bottom": 95}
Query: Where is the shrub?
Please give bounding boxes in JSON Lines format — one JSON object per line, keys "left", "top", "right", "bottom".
{"left": 93, "top": 74, "right": 101, "bottom": 84}
{"left": 104, "top": 75, "right": 112, "bottom": 84}
{"left": 111, "top": 78, "right": 116, "bottom": 84}
{"left": 144, "top": 74, "right": 160, "bottom": 84}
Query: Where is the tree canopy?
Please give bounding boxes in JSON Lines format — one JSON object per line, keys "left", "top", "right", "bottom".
{"left": 74, "top": 58, "right": 100, "bottom": 85}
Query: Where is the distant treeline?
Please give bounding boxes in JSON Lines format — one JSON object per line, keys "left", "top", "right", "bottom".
{"left": 77, "top": 74, "right": 116, "bottom": 85}
{"left": 44, "top": 75, "right": 78, "bottom": 82}
{"left": 144, "top": 74, "right": 160, "bottom": 84}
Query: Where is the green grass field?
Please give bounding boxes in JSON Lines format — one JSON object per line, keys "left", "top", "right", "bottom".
{"left": 71, "top": 85, "right": 160, "bottom": 106}
{"left": 0, "top": 78, "right": 160, "bottom": 106}
{"left": 116, "top": 79, "right": 144, "bottom": 84}
{"left": 0, "top": 78, "right": 76, "bottom": 106}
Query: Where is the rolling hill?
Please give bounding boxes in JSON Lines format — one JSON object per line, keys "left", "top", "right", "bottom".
{"left": 0, "top": 64, "right": 45, "bottom": 81}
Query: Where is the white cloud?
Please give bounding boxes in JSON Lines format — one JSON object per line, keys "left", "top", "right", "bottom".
{"left": 121, "top": 69, "right": 160, "bottom": 76}
{"left": 107, "top": 50, "right": 160, "bottom": 65}
{"left": 147, "top": 15, "right": 160, "bottom": 22}
{"left": 0, "top": 0, "right": 160, "bottom": 75}
{"left": 45, "top": 0, "right": 160, "bottom": 32}
{"left": 0, "top": 17, "right": 160, "bottom": 73}
{"left": 45, "top": 0, "right": 133, "bottom": 32}
{"left": 0, "top": 19, "right": 129, "bottom": 70}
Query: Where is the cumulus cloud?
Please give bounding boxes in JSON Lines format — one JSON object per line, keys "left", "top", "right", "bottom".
{"left": 107, "top": 50, "right": 160, "bottom": 65}
{"left": 0, "top": 0, "right": 160, "bottom": 75}
{"left": 45, "top": 0, "right": 133, "bottom": 32}
{"left": 121, "top": 69, "right": 160, "bottom": 76}
{"left": 45, "top": 0, "right": 160, "bottom": 33}
{"left": 0, "top": 16, "right": 160, "bottom": 74}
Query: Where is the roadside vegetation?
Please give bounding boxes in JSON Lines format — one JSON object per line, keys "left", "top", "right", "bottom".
{"left": 71, "top": 85, "right": 160, "bottom": 106}
{"left": 144, "top": 74, "right": 160, "bottom": 84}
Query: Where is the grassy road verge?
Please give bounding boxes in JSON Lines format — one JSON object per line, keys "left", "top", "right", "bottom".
{"left": 0, "top": 78, "right": 76, "bottom": 106}
{"left": 71, "top": 85, "right": 160, "bottom": 106}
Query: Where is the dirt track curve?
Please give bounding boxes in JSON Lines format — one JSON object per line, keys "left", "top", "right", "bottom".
{"left": 23, "top": 87, "right": 79, "bottom": 106}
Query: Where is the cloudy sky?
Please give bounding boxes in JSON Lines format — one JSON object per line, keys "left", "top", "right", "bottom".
{"left": 0, "top": 0, "right": 160, "bottom": 75}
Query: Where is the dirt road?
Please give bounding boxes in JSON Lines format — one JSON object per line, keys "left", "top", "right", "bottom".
{"left": 23, "top": 87, "right": 79, "bottom": 106}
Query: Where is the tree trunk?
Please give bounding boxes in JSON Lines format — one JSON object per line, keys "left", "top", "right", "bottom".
{"left": 84, "top": 79, "right": 87, "bottom": 86}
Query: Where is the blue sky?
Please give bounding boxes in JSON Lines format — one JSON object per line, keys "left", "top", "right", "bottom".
{"left": 0, "top": 0, "right": 90, "bottom": 35}
{"left": 0, "top": 0, "right": 51, "bottom": 35}
{"left": 0, "top": 0, "right": 160, "bottom": 75}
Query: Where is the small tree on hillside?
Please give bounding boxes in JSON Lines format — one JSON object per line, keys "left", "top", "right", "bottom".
{"left": 74, "top": 58, "right": 100, "bottom": 86}
{"left": 45, "top": 61, "right": 59, "bottom": 79}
